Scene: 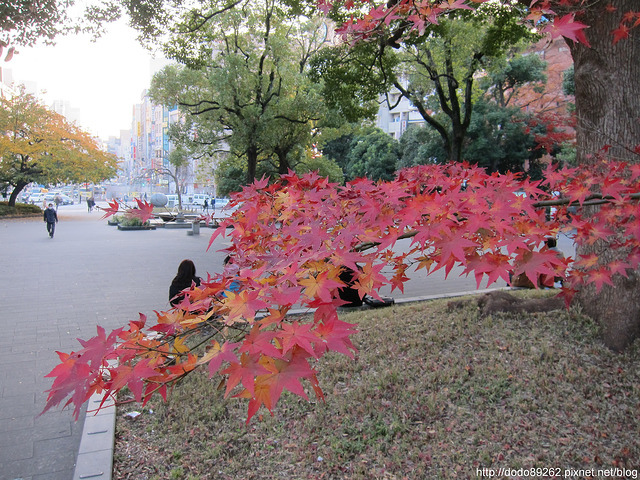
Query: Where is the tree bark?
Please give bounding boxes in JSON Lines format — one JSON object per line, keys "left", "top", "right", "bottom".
{"left": 246, "top": 146, "right": 258, "bottom": 184}
{"left": 8, "top": 181, "right": 27, "bottom": 207}
{"left": 568, "top": 1, "right": 640, "bottom": 351}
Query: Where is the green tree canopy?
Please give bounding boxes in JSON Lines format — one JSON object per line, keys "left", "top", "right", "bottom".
{"left": 344, "top": 128, "right": 399, "bottom": 182}
{"left": 386, "top": 4, "right": 534, "bottom": 163}
{"left": 0, "top": 0, "right": 71, "bottom": 48}
{"left": 149, "top": 2, "right": 331, "bottom": 185}
{"left": 463, "top": 99, "right": 546, "bottom": 177}
{"left": 481, "top": 53, "right": 547, "bottom": 108}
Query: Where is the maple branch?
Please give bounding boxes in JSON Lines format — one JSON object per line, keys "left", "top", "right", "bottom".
{"left": 179, "top": 0, "right": 244, "bottom": 34}
{"left": 354, "top": 191, "right": 640, "bottom": 252}
{"left": 533, "top": 192, "right": 640, "bottom": 207}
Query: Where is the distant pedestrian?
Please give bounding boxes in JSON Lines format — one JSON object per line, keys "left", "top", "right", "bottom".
{"left": 43, "top": 203, "right": 58, "bottom": 238}
{"left": 203, "top": 198, "right": 209, "bottom": 213}
{"left": 54, "top": 194, "right": 62, "bottom": 211}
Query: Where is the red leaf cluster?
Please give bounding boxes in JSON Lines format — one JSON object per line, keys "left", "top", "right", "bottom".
{"left": 329, "top": 1, "right": 635, "bottom": 47}
{"left": 43, "top": 162, "right": 640, "bottom": 422}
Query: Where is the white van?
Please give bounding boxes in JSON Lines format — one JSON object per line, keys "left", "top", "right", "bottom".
{"left": 188, "top": 193, "right": 211, "bottom": 207}
{"left": 166, "top": 194, "right": 179, "bottom": 208}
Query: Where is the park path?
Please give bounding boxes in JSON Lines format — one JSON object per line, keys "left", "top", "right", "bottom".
{"left": 0, "top": 204, "right": 228, "bottom": 480}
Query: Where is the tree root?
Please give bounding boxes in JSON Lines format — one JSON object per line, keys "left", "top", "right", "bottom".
{"left": 448, "top": 290, "right": 564, "bottom": 317}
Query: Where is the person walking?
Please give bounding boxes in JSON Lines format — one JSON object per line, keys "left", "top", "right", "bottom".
{"left": 203, "top": 198, "right": 209, "bottom": 213}
{"left": 43, "top": 203, "right": 58, "bottom": 238}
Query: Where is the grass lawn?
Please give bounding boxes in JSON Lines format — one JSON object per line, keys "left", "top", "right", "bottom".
{"left": 113, "top": 291, "right": 639, "bottom": 480}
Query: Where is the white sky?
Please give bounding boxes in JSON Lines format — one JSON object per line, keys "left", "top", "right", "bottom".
{"left": 7, "top": 20, "right": 166, "bottom": 140}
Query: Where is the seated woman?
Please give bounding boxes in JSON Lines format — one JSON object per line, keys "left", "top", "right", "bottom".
{"left": 169, "top": 259, "right": 201, "bottom": 306}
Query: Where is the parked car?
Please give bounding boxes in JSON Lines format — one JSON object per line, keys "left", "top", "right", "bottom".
{"left": 28, "top": 193, "right": 46, "bottom": 204}
{"left": 45, "top": 193, "right": 73, "bottom": 205}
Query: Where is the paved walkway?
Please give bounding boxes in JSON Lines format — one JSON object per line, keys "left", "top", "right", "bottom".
{"left": 0, "top": 203, "right": 572, "bottom": 480}
{"left": 0, "top": 204, "right": 230, "bottom": 480}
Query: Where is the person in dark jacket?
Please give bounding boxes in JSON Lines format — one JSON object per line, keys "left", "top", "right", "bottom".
{"left": 43, "top": 203, "right": 58, "bottom": 238}
{"left": 169, "top": 259, "right": 201, "bottom": 306}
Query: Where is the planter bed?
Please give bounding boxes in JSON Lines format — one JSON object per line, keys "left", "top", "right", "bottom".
{"left": 117, "top": 225, "right": 156, "bottom": 231}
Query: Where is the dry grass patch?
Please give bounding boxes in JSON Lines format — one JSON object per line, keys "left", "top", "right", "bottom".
{"left": 113, "top": 291, "right": 640, "bottom": 480}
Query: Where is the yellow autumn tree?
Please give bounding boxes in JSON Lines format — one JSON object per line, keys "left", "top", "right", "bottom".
{"left": 0, "top": 85, "right": 118, "bottom": 206}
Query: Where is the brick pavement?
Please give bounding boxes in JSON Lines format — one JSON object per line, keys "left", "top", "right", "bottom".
{"left": 2, "top": 203, "right": 572, "bottom": 480}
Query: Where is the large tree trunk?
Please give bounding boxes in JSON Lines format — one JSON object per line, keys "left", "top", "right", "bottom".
{"left": 568, "top": 1, "right": 640, "bottom": 351}
{"left": 8, "top": 181, "right": 27, "bottom": 207}
{"left": 246, "top": 146, "right": 259, "bottom": 185}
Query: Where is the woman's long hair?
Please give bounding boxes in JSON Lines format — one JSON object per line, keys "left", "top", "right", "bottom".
{"left": 173, "top": 259, "right": 196, "bottom": 285}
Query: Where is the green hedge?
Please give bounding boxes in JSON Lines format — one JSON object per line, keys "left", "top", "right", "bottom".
{"left": 0, "top": 202, "right": 42, "bottom": 217}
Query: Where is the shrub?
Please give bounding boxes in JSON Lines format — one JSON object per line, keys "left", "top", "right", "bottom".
{"left": 0, "top": 202, "right": 42, "bottom": 217}
{"left": 119, "top": 215, "right": 147, "bottom": 227}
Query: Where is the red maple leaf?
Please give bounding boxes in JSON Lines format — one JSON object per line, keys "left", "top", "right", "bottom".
{"left": 440, "top": 0, "right": 474, "bottom": 11}
{"left": 278, "top": 321, "right": 318, "bottom": 358}
{"left": 608, "top": 259, "right": 630, "bottom": 278}
{"left": 239, "top": 325, "right": 282, "bottom": 359}
{"left": 511, "top": 248, "right": 562, "bottom": 287}
{"left": 76, "top": 325, "right": 123, "bottom": 369}
{"left": 612, "top": 24, "right": 630, "bottom": 44}
{"left": 586, "top": 267, "right": 615, "bottom": 293}
{"left": 197, "top": 340, "right": 240, "bottom": 377}
{"left": 464, "top": 252, "right": 512, "bottom": 288}
{"left": 126, "top": 199, "right": 155, "bottom": 224}
{"left": 621, "top": 11, "right": 638, "bottom": 24}
{"left": 222, "top": 289, "right": 268, "bottom": 322}
{"left": 567, "top": 181, "right": 592, "bottom": 206}
{"left": 437, "top": 232, "right": 478, "bottom": 264}
{"left": 43, "top": 352, "right": 94, "bottom": 418}
{"left": 313, "top": 315, "right": 358, "bottom": 358}
{"left": 300, "top": 270, "right": 343, "bottom": 303}
{"left": 259, "top": 347, "right": 316, "bottom": 406}
{"left": 542, "top": 14, "right": 590, "bottom": 47}
{"left": 222, "top": 352, "right": 270, "bottom": 397}
{"left": 100, "top": 199, "right": 119, "bottom": 219}
{"left": 237, "top": 377, "right": 273, "bottom": 424}
{"left": 108, "top": 359, "right": 161, "bottom": 402}
{"left": 352, "top": 262, "right": 387, "bottom": 299}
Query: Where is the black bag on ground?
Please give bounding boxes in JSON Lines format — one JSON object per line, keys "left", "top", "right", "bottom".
{"left": 363, "top": 295, "right": 395, "bottom": 308}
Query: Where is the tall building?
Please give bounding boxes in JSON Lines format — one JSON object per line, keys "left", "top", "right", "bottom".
{"left": 127, "top": 90, "right": 188, "bottom": 193}
{"left": 376, "top": 82, "right": 427, "bottom": 140}
{"left": 0, "top": 68, "right": 17, "bottom": 98}
{"left": 50, "top": 99, "right": 81, "bottom": 127}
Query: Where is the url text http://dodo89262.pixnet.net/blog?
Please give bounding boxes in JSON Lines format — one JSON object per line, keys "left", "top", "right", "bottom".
{"left": 476, "top": 467, "right": 638, "bottom": 479}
